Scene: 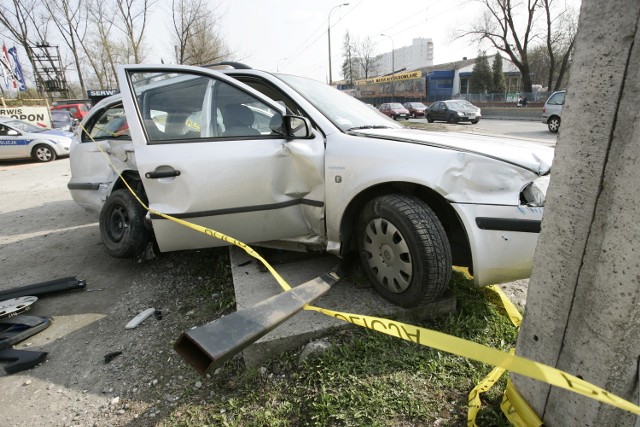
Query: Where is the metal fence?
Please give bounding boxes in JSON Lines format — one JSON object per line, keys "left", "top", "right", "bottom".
{"left": 356, "top": 92, "right": 553, "bottom": 107}
{"left": 451, "top": 91, "right": 551, "bottom": 105}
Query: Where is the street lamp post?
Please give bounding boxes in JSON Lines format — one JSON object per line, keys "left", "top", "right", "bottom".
{"left": 328, "top": 3, "right": 349, "bottom": 85}
{"left": 380, "top": 33, "right": 395, "bottom": 101}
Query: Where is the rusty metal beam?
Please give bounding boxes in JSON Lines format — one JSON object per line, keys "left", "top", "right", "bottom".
{"left": 174, "top": 267, "right": 343, "bottom": 374}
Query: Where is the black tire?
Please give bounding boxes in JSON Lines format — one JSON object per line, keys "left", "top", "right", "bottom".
{"left": 447, "top": 114, "right": 458, "bottom": 124}
{"left": 426, "top": 114, "right": 434, "bottom": 123}
{"left": 99, "top": 189, "right": 150, "bottom": 258}
{"left": 356, "top": 194, "right": 452, "bottom": 308}
{"left": 471, "top": 119, "right": 479, "bottom": 124}
{"left": 32, "top": 144, "right": 56, "bottom": 162}
{"left": 548, "top": 116, "right": 560, "bottom": 133}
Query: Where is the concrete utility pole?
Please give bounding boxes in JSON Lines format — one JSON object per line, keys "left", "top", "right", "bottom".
{"left": 513, "top": 1, "right": 640, "bottom": 425}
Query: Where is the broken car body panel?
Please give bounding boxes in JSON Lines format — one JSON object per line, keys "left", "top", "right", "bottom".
{"left": 69, "top": 63, "right": 554, "bottom": 290}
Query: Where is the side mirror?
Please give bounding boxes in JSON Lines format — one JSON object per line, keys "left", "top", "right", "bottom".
{"left": 7, "top": 129, "right": 19, "bottom": 136}
{"left": 270, "top": 115, "right": 313, "bottom": 139}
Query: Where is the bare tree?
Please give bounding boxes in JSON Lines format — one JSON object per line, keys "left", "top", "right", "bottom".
{"left": 43, "top": 0, "right": 89, "bottom": 95}
{"left": 460, "top": 0, "right": 540, "bottom": 92}
{"left": 171, "top": 0, "right": 228, "bottom": 65}
{"left": 113, "top": 0, "right": 155, "bottom": 64}
{"left": 460, "top": 0, "right": 578, "bottom": 93}
{"left": 541, "top": 0, "right": 577, "bottom": 91}
{"left": 354, "top": 36, "right": 380, "bottom": 79}
{"left": 85, "top": 0, "right": 119, "bottom": 87}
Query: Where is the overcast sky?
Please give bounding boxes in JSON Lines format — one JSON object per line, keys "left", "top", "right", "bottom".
{"left": 150, "top": 0, "right": 483, "bottom": 82}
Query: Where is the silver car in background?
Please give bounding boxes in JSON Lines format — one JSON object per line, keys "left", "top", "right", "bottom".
{"left": 68, "top": 63, "right": 553, "bottom": 308}
{"left": 541, "top": 90, "right": 565, "bottom": 133}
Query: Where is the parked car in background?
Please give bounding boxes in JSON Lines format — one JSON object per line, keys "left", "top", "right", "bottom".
{"left": 402, "top": 102, "right": 427, "bottom": 118}
{"left": 68, "top": 63, "right": 552, "bottom": 309}
{"left": 0, "top": 117, "right": 73, "bottom": 162}
{"left": 460, "top": 100, "right": 481, "bottom": 116}
{"left": 541, "top": 90, "right": 565, "bottom": 133}
{"left": 378, "top": 102, "right": 410, "bottom": 120}
{"left": 51, "top": 110, "right": 77, "bottom": 132}
{"left": 51, "top": 103, "right": 90, "bottom": 121}
{"left": 426, "top": 100, "right": 481, "bottom": 124}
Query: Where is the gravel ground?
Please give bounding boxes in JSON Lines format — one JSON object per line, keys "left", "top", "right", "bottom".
{"left": 0, "top": 157, "right": 528, "bottom": 426}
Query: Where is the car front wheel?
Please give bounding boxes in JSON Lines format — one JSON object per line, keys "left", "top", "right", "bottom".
{"left": 548, "top": 116, "right": 561, "bottom": 132}
{"left": 356, "top": 194, "right": 452, "bottom": 308}
{"left": 426, "top": 114, "right": 434, "bottom": 123}
{"left": 32, "top": 144, "right": 56, "bottom": 162}
{"left": 471, "top": 119, "right": 479, "bottom": 124}
{"left": 447, "top": 114, "right": 459, "bottom": 124}
{"left": 100, "top": 189, "right": 150, "bottom": 258}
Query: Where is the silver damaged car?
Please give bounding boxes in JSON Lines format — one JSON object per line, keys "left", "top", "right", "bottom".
{"left": 68, "top": 63, "right": 553, "bottom": 308}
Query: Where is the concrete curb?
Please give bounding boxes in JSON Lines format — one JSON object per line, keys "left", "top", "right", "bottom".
{"left": 481, "top": 107, "right": 542, "bottom": 122}
{"left": 229, "top": 247, "right": 457, "bottom": 368}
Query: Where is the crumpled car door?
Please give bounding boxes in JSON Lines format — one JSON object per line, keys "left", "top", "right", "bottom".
{"left": 116, "top": 64, "right": 325, "bottom": 252}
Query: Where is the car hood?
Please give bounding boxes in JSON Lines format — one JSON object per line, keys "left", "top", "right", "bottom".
{"left": 40, "top": 129, "right": 75, "bottom": 139}
{"left": 350, "top": 128, "right": 553, "bottom": 174}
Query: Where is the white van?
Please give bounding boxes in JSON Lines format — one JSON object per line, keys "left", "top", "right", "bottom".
{"left": 541, "top": 90, "right": 565, "bottom": 133}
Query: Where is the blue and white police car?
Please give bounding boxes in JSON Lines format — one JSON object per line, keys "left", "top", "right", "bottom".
{"left": 0, "top": 117, "right": 73, "bottom": 162}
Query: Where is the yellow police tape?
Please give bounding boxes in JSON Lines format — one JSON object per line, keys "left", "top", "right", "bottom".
{"left": 301, "top": 305, "right": 640, "bottom": 416}
{"left": 85, "top": 127, "right": 640, "bottom": 420}
{"left": 465, "top": 285, "right": 540, "bottom": 426}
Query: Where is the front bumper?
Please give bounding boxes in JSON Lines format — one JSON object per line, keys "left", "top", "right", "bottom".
{"left": 453, "top": 203, "right": 543, "bottom": 286}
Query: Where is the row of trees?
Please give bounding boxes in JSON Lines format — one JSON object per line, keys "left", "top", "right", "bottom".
{"left": 0, "top": 0, "right": 231, "bottom": 98}
{"left": 341, "top": 0, "right": 577, "bottom": 92}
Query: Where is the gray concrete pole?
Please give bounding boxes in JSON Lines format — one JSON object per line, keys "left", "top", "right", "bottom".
{"left": 512, "top": 1, "right": 640, "bottom": 425}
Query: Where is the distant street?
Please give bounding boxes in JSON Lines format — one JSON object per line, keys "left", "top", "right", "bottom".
{"left": 410, "top": 118, "right": 558, "bottom": 147}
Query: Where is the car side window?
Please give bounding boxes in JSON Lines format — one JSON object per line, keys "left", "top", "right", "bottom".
{"left": 127, "top": 70, "right": 282, "bottom": 142}
{"left": 83, "top": 105, "right": 130, "bottom": 142}
{"left": 548, "top": 92, "right": 565, "bottom": 105}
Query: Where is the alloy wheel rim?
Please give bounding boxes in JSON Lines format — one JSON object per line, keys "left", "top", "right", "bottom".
{"left": 36, "top": 147, "right": 52, "bottom": 161}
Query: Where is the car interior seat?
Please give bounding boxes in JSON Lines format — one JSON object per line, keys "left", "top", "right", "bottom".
{"left": 221, "top": 104, "right": 261, "bottom": 137}
{"left": 144, "top": 118, "right": 165, "bottom": 141}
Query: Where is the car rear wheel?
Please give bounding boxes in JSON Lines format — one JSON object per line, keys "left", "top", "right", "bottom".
{"left": 356, "top": 194, "right": 452, "bottom": 308}
{"left": 100, "top": 189, "right": 150, "bottom": 258}
{"left": 548, "top": 116, "right": 561, "bottom": 132}
{"left": 32, "top": 144, "right": 56, "bottom": 162}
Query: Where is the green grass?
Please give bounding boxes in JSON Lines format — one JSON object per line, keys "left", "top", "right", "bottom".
{"left": 152, "top": 267, "right": 518, "bottom": 427}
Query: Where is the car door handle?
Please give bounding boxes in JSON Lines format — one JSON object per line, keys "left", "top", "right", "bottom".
{"left": 145, "top": 170, "right": 181, "bottom": 179}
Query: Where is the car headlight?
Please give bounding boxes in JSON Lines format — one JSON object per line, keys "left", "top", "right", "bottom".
{"left": 457, "top": 111, "right": 465, "bottom": 116}
{"left": 521, "top": 176, "right": 550, "bottom": 207}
